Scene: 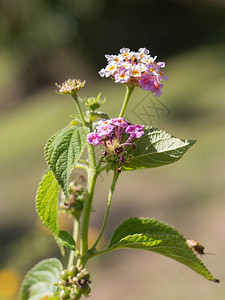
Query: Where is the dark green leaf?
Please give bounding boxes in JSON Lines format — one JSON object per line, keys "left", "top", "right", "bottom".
{"left": 123, "top": 127, "right": 196, "bottom": 170}
{"left": 108, "top": 218, "right": 218, "bottom": 282}
{"left": 19, "top": 258, "right": 63, "bottom": 300}
{"left": 45, "top": 126, "right": 89, "bottom": 199}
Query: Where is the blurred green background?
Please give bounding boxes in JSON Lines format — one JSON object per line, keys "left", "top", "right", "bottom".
{"left": 1, "top": 0, "right": 225, "bottom": 299}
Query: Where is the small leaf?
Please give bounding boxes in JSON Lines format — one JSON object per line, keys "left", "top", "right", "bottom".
{"left": 123, "top": 127, "right": 196, "bottom": 170}
{"left": 89, "top": 111, "right": 109, "bottom": 120}
{"left": 36, "top": 170, "right": 75, "bottom": 252}
{"left": 19, "top": 258, "right": 63, "bottom": 300}
{"left": 45, "top": 126, "right": 89, "bottom": 199}
{"left": 56, "top": 230, "right": 76, "bottom": 251}
{"left": 108, "top": 218, "right": 218, "bottom": 282}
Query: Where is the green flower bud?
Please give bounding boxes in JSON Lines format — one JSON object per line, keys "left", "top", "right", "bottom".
{"left": 70, "top": 288, "right": 81, "bottom": 300}
{"left": 76, "top": 268, "right": 90, "bottom": 280}
{"left": 82, "top": 92, "right": 106, "bottom": 111}
{"left": 59, "top": 289, "right": 70, "bottom": 300}
{"left": 58, "top": 279, "right": 65, "bottom": 286}
{"left": 60, "top": 270, "right": 69, "bottom": 281}
{"left": 80, "top": 283, "right": 91, "bottom": 296}
{"left": 68, "top": 265, "right": 79, "bottom": 278}
{"left": 76, "top": 272, "right": 83, "bottom": 281}
{"left": 82, "top": 270, "right": 90, "bottom": 281}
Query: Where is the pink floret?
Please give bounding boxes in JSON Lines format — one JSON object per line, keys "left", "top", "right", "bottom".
{"left": 150, "top": 80, "right": 163, "bottom": 97}
{"left": 125, "top": 124, "right": 144, "bottom": 139}
{"left": 138, "top": 73, "right": 154, "bottom": 91}
{"left": 111, "top": 117, "right": 128, "bottom": 128}
{"left": 87, "top": 132, "right": 100, "bottom": 146}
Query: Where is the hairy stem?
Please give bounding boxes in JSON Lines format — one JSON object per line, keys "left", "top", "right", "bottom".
{"left": 119, "top": 85, "right": 134, "bottom": 118}
{"left": 68, "top": 217, "right": 80, "bottom": 268}
{"left": 79, "top": 143, "right": 97, "bottom": 266}
{"left": 69, "top": 94, "right": 96, "bottom": 267}
{"left": 90, "top": 171, "right": 119, "bottom": 251}
{"left": 72, "top": 93, "right": 86, "bottom": 125}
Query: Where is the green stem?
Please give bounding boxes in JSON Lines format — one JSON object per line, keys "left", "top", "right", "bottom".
{"left": 90, "top": 171, "right": 119, "bottom": 251}
{"left": 79, "top": 143, "right": 97, "bottom": 266}
{"left": 89, "top": 246, "right": 114, "bottom": 259}
{"left": 74, "top": 163, "right": 88, "bottom": 171}
{"left": 97, "top": 165, "right": 107, "bottom": 174}
{"left": 72, "top": 93, "right": 86, "bottom": 126}
{"left": 68, "top": 217, "right": 80, "bottom": 268}
{"left": 119, "top": 85, "right": 134, "bottom": 118}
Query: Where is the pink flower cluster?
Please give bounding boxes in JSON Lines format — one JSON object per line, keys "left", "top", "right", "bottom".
{"left": 99, "top": 48, "right": 168, "bottom": 97}
{"left": 87, "top": 117, "right": 144, "bottom": 148}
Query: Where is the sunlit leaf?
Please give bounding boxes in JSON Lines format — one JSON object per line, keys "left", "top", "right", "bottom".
{"left": 45, "top": 126, "right": 89, "bottom": 198}
{"left": 36, "top": 170, "right": 59, "bottom": 233}
{"left": 108, "top": 218, "right": 218, "bottom": 282}
{"left": 123, "top": 127, "right": 196, "bottom": 170}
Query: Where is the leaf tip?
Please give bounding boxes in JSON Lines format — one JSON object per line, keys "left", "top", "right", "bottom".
{"left": 190, "top": 139, "right": 197, "bottom": 145}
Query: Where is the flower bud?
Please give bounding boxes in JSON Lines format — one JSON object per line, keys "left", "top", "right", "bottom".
{"left": 58, "top": 279, "right": 65, "bottom": 286}
{"left": 68, "top": 265, "right": 79, "bottom": 278}
{"left": 82, "top": 270, "right": 90, "bottom": 280}
{"left": 70, "top": 288, "right": 81, "bottom": 300}
{"left": 59, "top": 289, "right": 70, "bottom": 300}
{"left": 79, "top": 283, "right": 91, "bottom": 296}
{"left": 60, "top": 270, "right": 69, "bottom": 281}
{"left": 56, "top": 79, "right": 85, "bottom": 95}
{"left": 76, "top": 268, "right": 90, "bottom": 281}
{"left": 76, "top": 272, "right": 83, "bottom": 281}
{"left": 82, "top": 92, "right": 106, "bottom": 111}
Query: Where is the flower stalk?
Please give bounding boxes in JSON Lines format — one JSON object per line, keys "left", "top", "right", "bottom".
{"left": 72, "top": 93, "right": 87, "bottom": 126}
{"left": 90, "top": 171, "right": 119, "bottom": 251}
{"left": 68, "top": 217, "right": 80, "bottom": 268}
{"left": 119, "top": 85, "right": 134, "bottom": 117}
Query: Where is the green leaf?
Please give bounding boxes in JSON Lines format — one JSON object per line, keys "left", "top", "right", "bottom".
{"left": 19, "top": 258, "right": 63, "bottom": 300}
{"left": 45, "top": 126, "right": 89, "bottom": 199}
{"left": 36, "top": 170, "right": 60, "bottom": 233}
{"left": 108, "top": 218, "right": 218, "bottom": 282}
{"left": 36, "top": 170, "right": 75, "bottom": 252}
{"left": 123, "top": 127, "right": 196, "bottom": 170}
{"left": 88, "top": 111, "right": 109, "bottom": 121}
{"left": 56, "top": 230, "right": 76, "bottom": 251}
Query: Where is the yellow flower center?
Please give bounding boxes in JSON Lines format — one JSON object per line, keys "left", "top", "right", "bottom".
{"left": 132, "top": 70, "right": 139, "bottom": 76}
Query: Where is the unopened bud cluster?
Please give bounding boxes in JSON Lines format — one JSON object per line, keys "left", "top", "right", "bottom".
{"left": 81, "top": 92, "right": 106, "bottom": 111}
{"left": 58, "top": 266, "right": 91, "bottom": 300}
{"left": 60, "top": 177, "right": 86, "bottom": 219}
{"left": 56, "top": 79, "right": 85, "bottom": 95}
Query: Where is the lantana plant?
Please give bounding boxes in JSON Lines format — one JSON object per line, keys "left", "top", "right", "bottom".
{"left": 19, "top": 48, "right": 219, "bottom": 300}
